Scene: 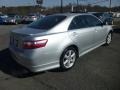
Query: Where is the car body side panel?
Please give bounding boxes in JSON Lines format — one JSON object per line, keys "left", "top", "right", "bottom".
{"left": 68, "top": 27, "right": 95, "bottom": 54}
{"left": 94, "top": 26, "right": 106, "bottom": 45}
{"left": 10, "top": 32, "right": 73, "bottom": 72}
{"left": 9, "top": 14, "right": 113, "bottom": 72}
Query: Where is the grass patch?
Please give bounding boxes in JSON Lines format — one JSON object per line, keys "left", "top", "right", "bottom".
{"left": 113, "top": 17, "right": 120, "bottom": 29}
{"left": 114, "top": 21, "right": 120, "bottom": 26}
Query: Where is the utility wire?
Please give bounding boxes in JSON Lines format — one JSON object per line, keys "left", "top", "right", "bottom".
{"left": 88, "top": 0, "right": 109, "bottom": 5}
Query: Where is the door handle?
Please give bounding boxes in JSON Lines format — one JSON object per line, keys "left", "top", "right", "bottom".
{"left": 95, "top": 29, "right": 98, "bottom": 32}
{"left": 72, "top": 32, "right": 78, "bottom": 36}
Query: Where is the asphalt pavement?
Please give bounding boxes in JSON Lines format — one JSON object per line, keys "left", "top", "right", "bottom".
{"left": 0, "top": 24, "right": 120, "bottom": 90}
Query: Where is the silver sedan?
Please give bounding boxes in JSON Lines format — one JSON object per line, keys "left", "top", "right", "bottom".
{"left": 9, "top": 13, "right": 113, "bottom": 72}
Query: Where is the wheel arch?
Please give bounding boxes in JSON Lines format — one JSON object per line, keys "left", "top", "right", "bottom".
{"left": 60, "top": 44, "right": 79, "bottom": 59}
{"left": 59, "top": 44, "right": 79, "bottom": 70}
{"left": 109, "top": 29, "right": 113, "bottom": 33}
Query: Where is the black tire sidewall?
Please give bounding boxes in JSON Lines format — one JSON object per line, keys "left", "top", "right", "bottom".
{"left": 15, "top": 21, "right": 18, "bottom": 25}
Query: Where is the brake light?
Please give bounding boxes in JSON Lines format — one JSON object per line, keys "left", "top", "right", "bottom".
{"left": 23, "top": 39, "right": 48, "bottom": 49}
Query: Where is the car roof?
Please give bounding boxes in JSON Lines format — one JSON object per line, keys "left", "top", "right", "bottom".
{"left": 49, "top": 13, "right": 93, "bottom": 18}
{"left": 88, "top": 12, "right": 111, "bottom": 15}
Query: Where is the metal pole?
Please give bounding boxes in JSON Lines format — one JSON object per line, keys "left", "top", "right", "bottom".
{"left": 109, "top": 0, "right": 111, "bottom": 12}
{"left": 76, "top": 0, "right": 79, "bottom": 12}
{"left": 60, "top": 0, "right": 63, "bottom": 13}
{"left": 33, "top": 0, "right": 36, "bottom": 13}
{"left": 77, "top": 0, "right": 79, "bottom": 6}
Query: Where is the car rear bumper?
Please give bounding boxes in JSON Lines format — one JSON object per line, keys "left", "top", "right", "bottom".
{"left": 9, "top": 46, "right": 60, "bottom": 72}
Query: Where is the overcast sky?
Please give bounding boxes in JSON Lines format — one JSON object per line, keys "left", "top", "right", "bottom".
{"left": 0, "top": 0, "right": 119, "bottom": 7}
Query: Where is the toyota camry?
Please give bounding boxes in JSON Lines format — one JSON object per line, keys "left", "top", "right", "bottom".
{"left": 9, "top": 13, "right": 113, "bottom": 72}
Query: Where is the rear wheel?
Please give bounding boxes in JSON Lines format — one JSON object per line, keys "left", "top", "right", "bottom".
{"left": 60, "top": 47, "right": 78, "bottom": 70}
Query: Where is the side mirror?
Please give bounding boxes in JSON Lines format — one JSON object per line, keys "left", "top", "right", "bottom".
{"left": 100, "top": 22, "right": 104, "bottom": 26}
{"left": 102, "top": 21, "right": 107, "bottom": 25}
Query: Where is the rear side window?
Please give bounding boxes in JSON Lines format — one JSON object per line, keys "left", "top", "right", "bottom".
{"left": 68, "top": 16, "right": 88, "bottom": 30}
{"left": 28, "top": 15, "right": 66, "bottom": 30}
{"left": 84, "top": 15, "right": 102, "bottom": 27}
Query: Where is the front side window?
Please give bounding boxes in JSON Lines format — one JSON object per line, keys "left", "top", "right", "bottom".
{"left": 93, "top": 13, "right": 103, "bottom": 18}
{"left": 28, "top": 15, "right": 66, "bottom": 30}
{"left": 84, "top": 15, "right": 102, "bottom": 27}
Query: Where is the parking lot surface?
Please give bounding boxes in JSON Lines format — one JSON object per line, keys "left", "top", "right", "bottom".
{"left": 0, "top": 25, "right": 120, "bottom": 90}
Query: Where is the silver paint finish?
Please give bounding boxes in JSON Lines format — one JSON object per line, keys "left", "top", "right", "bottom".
{"left": 9, "top": 13, "right": 113, "bottom": 72}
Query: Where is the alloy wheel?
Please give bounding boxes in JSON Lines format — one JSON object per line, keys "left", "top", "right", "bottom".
{"left": 106, "top": 33, "right": 112, "bottom": 44}
{"left": 60, "top": 47, "right": 77, "bottom": 69}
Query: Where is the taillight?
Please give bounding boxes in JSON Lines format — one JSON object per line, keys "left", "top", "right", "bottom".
{"left": 32, "top": 16, "right": 37, "bottom": 18}
{"left": 23, "top": 39, "right": 48, "bottom": 49}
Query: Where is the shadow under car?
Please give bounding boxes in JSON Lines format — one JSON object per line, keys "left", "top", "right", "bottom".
{"left": 0, "top": 48, "right": 45, "bottom": 78}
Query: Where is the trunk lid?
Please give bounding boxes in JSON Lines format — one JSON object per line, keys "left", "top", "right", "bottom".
{"left": 10, "top": 27, "right": 48, "bottom": 49}
{"left": 11, "top": 27, "right": 48, "bottom": 36}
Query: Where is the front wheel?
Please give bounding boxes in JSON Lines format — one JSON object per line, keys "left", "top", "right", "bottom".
{"left": 105, "top": 33, "right": 112, "bottom": 45}
{"left": 14, "top": 21, "right": 18, "bottom": 25}
{"left": 111, "top": 21, "right": 113, "bottom": 25}
{"left": 60, "top": 47, "right": 78, "bottom": 70}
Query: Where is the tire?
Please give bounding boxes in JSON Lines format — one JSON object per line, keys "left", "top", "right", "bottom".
{"left": 111, "top": 21, "right": 113, "bottom": 25}
{"left": 105, "top": 33, "right": 112, "bottom": 45}
{"left": 14, "top": 21, "right": 18, "bottom": 25}
{"left": 105, "top": 21, "right": 108, "bottom": 25}
{"left": 60, "top": 47, "right": 78, "bottom": 70}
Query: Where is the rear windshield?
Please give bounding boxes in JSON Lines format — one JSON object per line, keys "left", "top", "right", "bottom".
{"left": 28, "top": 15, "right": 66, "bottom": 30}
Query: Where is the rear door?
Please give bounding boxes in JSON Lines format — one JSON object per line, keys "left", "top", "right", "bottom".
{"left": 68, "top": 15, "right": 95, "bottom": 53}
